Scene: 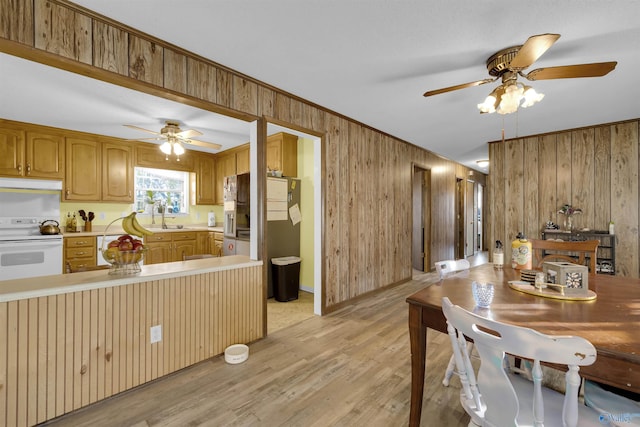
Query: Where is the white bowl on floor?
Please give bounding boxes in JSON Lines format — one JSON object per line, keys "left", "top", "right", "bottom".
{"left": 224, "top": 344, "right": 249, "bottom": 364}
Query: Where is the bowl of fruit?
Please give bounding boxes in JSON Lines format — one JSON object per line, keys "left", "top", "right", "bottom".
{"left": 101, "top": 213, "right": 153, "bottom": 275}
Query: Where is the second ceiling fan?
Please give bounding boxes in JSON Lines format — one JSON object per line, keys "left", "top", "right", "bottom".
{"left": 423, "top": 33, "right": 617, "bottom": 114}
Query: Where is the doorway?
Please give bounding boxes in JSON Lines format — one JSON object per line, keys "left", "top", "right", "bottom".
{"left": 412, "top": 166, "right": 431, "bottom": 272}
{"left": 265, "top": 123, "right": 322, "bottom": 334}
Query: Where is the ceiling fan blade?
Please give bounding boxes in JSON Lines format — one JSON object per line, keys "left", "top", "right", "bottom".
{"left": 524, "top": 62, "right": 617, "bottom": 81}
{"left": 183, "top": 139, "right": 222, "bottom": 150}
{"left": 123, "top": 124, "right": 162, "bottom": 136}
{"left": 423, "top": 78, "right": 495, "bottom": 97}
{"left": 176, "top": 129, "right": 203, "bottom": 139}
{"left": 508, "top": 33, "right": 561, "bottom": 70}
{"left": 125, "top": 137, "right": 163, "bottom": 142}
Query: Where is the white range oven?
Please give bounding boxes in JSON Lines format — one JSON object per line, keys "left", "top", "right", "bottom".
{"left": 0, "top": 178, "right": 64, "bottom": 281}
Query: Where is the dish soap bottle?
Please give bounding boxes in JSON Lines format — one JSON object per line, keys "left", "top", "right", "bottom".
{"left": 493, "top": 240, "right": 504, "bottom": 270}
{"left": 511, "top": 232, "right": 532, "bottom": 270}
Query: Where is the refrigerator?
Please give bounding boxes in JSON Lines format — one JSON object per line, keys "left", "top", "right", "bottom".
{"left": 223, "top": 173, "right": 250, "bottom": 256}
{"left": 267, "top": 176, "right": 301, "bottom": 298}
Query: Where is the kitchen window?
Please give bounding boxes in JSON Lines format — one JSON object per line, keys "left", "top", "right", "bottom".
{"left": 134, "top": 167, "right": 189, "bottom": 215}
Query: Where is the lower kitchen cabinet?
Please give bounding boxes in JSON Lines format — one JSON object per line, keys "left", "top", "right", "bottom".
{"left": 64, "top": 235, "right": 97, "bottom": 272}
{"left": 144, "top": 231, "right": 197, "bottom": 264}
{"left": 208, "top": 231, "right": 223, "bottom": 256}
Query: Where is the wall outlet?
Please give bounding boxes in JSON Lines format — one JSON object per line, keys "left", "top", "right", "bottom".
{"left": 150, "top": 325, "right": 162, "bottom": 344}
{"left": 99, "top": 212, "right": 105, "bottom": 220}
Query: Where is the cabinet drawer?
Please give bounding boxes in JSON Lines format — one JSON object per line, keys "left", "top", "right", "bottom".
{"left": 65, "top": 236, "right": 95, "bottom": 248}
{"left": 172, "top": 231, "right": 197, "bottom": 241}
{"left": 214, "top": 232, "right": 224, "bottom": 241}
{"left": 145, "top": 233, "right": 172, "bottom": 243}
{"left": 66, "top": 258, "right": 97, "bottom": 271}
{"left": 66, "top": 247, "right": 94, "bottom": 258}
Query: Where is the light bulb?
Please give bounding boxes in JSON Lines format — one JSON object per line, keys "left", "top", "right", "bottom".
{"left": 477, "top": 95, "right": 497, "bottom": 114}
{"left": 173, "top": 142, "right": 185, "bottom": 155}
{"left": 160, "top": 141, "right": 172, "bottom": 154}
{"left": 521, "top": 86, "right": 544, "bottom": 108}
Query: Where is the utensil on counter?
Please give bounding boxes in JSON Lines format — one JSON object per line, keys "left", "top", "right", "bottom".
{"left": 39, "top": 220, "right": 61, "bottom": 235}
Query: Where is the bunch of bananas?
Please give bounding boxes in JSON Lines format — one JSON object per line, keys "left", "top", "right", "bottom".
{"left": 122, "top": 212, "right": 154, "bottom": 238}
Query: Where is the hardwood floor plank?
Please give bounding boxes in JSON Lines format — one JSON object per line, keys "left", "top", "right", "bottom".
{"left": 43, "top": 266, "right": 488, "bottom": 427}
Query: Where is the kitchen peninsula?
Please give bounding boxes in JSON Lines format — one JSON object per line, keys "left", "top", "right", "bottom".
{"left": 0, "top": 256, "right": 263, "bottom": 427}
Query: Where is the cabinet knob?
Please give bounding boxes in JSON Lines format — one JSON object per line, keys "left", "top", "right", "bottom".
{"left": 17, "top": 164, "right": 22, "bottom": 173}
{"left": 65, "top": 188, "right": 70, "bottom": 196}
{"left": 26, "top": 163, "right": 31, "bottom": 174}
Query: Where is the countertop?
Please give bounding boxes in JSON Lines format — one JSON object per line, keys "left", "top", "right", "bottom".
{"left": 61, "top": 224, "right": 224, "bottom": 237}
{"left": 0, "top": 255, "right": 262, "bottom": 302}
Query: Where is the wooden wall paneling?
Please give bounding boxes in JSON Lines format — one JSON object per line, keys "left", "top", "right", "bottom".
{"left": 571, "top": 129, "right": 595, "bottom": 231}
{"left": 37, "top": 298, "right": 48, "bottom": 423}
{"left": 379, "top": 135, "right": 391, "bottom": 280}
{"left": 81, "top": 290, "right": 91, "bottom": 407}
{"left": 6, "top": 301, "right": 18, "bottom": 427}
{"left": 27, "top": 299, "right": 37, "bottom": 426}
{"left": 504, "top": 139, "right": 524, "bottom": 262}
{"left": 324, "top": 114, "right": 339, "bottom": 306}
{"left": 216, "top": 67, "right": 232, "bottom": 107}
{"left": 523, "top": 137, "right": 540, "bottom": 238}
{"left": 338, "top": 117, "right": 351, "bottom": 302}
{"left": 186, "top": 58, "right": 217, "bottom": 103}
{"left": 0, "top": 0, "right": 34, "bottom": 44}
{"left": 556, "top": 132, "right": 572, "bottom": 220}
{"left": 232, "top": 75, "right": 258, "bottom": 115}
{"left": 64, "top": 293, "right": 74, "bottom": 412}
{"left": 289, "top": 97, "right": 304, "bottom": 128}
{"left": 46, "top": 296, "right": 57, "bottom": 420}
{"left": 275, "top": 93, "right": 292, "bottom": 124}
{"left": 369, "top": 130, "right": 381, "bottom": 288}
{"left": 92, "top": 20, "right": 128, "bottom": 75}
{"left": 258, "top": 86, "right": 275, "bottom": 117}
{"left": 128, "top": 35, "right": 163, "bottom": 86}
{"left": 538, "top": 135, "right": 557, "bottom": 231}
{"left": 34, "top": 1, "right": 92, "bottom": 63}
{"left": 164, "top": 49, "right": 187, "bottom": 93}
{"left": 302, "top": 104, "right": 325, "bottom": 133}
{"left": 55, "top": 294, "right": 65, "bottom": 417}
{"left": 348, "top": 122, "right": 362, "bottom": 297}
{"left": 594, "top": 126, "right": 612, "bottom": 229}
{"left": 493, "top": 141, "right": 506, "bottom": 249}
{"left": 611, "top": 122, "right": 639, "bottom": 276}
{"left": 89, "top": 289, "right": 99, "bottom": 405}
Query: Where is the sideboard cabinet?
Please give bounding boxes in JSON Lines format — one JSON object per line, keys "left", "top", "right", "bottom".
{"left": 541, "top": 230, "right": 616, "bottom": 274}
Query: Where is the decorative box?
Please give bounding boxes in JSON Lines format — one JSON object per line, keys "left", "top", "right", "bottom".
{"left": 542, "top": 261, "right": 589, "bottom": 296}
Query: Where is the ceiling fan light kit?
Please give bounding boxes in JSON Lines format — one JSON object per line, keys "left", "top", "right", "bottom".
{"left": 424, "top": 33, "right": 616, "bottom": 116}
{"left": 124, "top": 120, "right": 222, "bottom": 160}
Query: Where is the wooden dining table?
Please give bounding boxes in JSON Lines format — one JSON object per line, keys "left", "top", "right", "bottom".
{"left": 407, "top": 263, "right": 640, "bottom": 426}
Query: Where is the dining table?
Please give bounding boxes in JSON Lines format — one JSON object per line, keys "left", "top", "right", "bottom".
{"left": 407, "top": 263, "right": 640, "bottom": 426}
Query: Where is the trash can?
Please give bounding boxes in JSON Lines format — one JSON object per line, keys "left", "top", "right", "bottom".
{"left": 271, "top": 256, "right": 301, "bottom": 302}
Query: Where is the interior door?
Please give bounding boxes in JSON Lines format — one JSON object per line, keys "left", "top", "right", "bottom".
{"left": 466, "top": 180, "right": 475, "bottom": 257}
{"left": 412, "top": 169, "right": 424, "bottom": 271}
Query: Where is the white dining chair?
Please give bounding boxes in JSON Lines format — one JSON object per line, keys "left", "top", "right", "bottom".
{"left": 584, "top": 380, "right": 640, "bottom": 426}
{"left": 442, "top": 297, "right": 603, "bottom": 427}
{"left": 435, "top": 258, "right": 472, "bottom": 386}
{"left": 434, "top": 259, "right": 470, "bottom": 280}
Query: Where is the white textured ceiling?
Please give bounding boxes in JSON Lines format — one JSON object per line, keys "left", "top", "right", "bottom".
{"left": 4, "top": 1, "right": 640, "bottom": 171}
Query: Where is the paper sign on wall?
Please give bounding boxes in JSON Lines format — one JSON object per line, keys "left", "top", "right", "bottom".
{"left": 289, "top": 203, "right": 301, "bottom": 226}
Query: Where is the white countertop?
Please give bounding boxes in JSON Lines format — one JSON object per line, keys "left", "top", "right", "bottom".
{"left": 0, "top": 255, "right": 262, "bottom": 302}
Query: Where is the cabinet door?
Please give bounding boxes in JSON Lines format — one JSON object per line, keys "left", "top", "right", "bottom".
{"left": 65, "top": 137, "right": 101, "bottom": 201}
{"left": 197, "top": 231, "right": 209, "bottom": 254}
{"left": 236, "top": 145, "right": 250, "bottom": 174}
{"left": 267, "top": 132, "right": 298, "bottom": 177}
{"left": 135, "top": 142, "right": 195, "bottom": 172}
{"left": 26, "top": 132, "right": 65, "bottom": 179}
{"left": 102, "top": 141, "right": 134, "bottom": 202}
{"left": 214, "top": 153, "right": 236, "bottom": 205}
{"left": 145, "top": 242, "right": 172, "bottom": 265}
{"left": 173, "top": 240, "right": 195, "bottom": 261}
{"left": 196, "top": 154, "right": 216, "bottom": 205}
{"left": 0, "top": 127, "right": 25, "bottom": 177}
{"left": 266, "top": 138, "right": 282, "bottom": 172}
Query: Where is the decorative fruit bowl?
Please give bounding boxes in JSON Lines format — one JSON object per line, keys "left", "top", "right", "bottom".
{"left": 101, "top": 212, "right": 153, "bottom": 275}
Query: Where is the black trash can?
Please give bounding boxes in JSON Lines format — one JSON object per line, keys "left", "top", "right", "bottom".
{"left": 271, "top": 256, "right": 301, "bottom": 302}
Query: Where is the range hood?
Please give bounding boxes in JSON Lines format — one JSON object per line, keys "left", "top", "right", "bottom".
{"left": 0, "top": 177, "right": 63, "bottom": 191}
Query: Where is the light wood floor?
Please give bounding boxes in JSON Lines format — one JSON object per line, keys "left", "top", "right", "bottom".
{"left": 44, "top": 270, "right": 478, "bottom": 426}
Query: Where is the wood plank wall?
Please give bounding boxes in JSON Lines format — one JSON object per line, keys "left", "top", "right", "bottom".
{"left": 0, "top": 265, "right": 263, "bottom": 427}
{"left": 0, "top": 0, "right": 485, "bottom": 312}
{"left": 488, "top": 120, "right": 640, "bottom": 277}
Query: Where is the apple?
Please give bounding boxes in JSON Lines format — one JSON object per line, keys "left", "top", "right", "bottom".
{"left": 118, "top": 234, "right": 133, "bottom": 242}
{"left": 118, "top": 240, "right": 134, "bottom": 251}
{"left": 108, "top": 240, "right": 120, "bottom": 249}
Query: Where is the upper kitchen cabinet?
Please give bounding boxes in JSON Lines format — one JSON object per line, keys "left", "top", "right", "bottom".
{"left": 135, "top": 142, "right": 195, "bottom": 172}
{"left": 102, "top": 141, "right": 134, "bottom": 202}
{"left": 267, "top": 132, "right": 298, "bottom": 177}
{"left": 195, "top": 153, "right": 216, "bottom": 205}
{"left": 214, "top": 152, "right": 237, "bottom": 205}
{"left": 65, "top": 137, "right": 101, "bottom": 201}
{"left": 236, "top": 144, "right": 250, "bottom": 175}
{"left": 0, "top": 123, "right": 64, "bottom": 179}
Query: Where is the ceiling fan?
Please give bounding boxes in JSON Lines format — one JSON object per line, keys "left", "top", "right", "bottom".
{"left": 124, "top": 120, "right": 222, "bottom": 150}
{"left": 423, "top": 33, "right": 617, "bottom": 114}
